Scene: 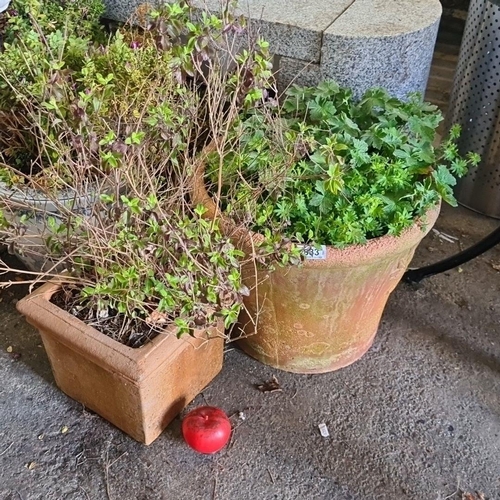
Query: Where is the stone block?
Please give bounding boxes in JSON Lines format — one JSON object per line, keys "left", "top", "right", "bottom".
{"left": 102, "top": 0, "right": 353, "bottom": 63}
{"left": 322, "top": 0, "right": 442, "bottom": 100}
{"left": 103, "top": 0, "right": 443, "bottom": 100}
{"left": 103, "top": 0, "right": 141, "bottom": 22}
{"left": 275, "top": 56, "right": 321, "bottom": 94}
{"left": 196, "top": 0, "right": 353, "bottom": 62}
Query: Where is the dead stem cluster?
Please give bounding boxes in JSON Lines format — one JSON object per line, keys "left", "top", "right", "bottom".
{"left": 0, "top": 0, "right": 274, "bottom": 343}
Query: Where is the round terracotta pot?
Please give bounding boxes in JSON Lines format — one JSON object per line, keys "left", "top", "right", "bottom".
{"left": 190, "top": 148, "right": 441, "bottom": 373}
{"left": 236, "top": 204, "right": 440, "bottom": 373}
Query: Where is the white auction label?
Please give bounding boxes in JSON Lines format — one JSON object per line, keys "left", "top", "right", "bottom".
{"left": 300, "top": 244, "right": 327, "bottom": 260}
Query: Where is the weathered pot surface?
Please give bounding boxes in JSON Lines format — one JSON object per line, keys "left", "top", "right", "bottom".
{"left": 16, "top": 280, "right": 225, "bottom": 444}
{"left": 189, "top": 148, "right": 440, "bottom": 373}
{"left": 237, "top": 205, "right": 441, "bottom": 373}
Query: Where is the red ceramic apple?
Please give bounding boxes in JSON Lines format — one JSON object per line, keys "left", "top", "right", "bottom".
{"left": 182, "top": 406, "right": 231, "bottom": 454}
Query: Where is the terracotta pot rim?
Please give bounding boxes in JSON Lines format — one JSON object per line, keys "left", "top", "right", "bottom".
{"left": 190, "top": 146, "right": 441, "bottom": 267}
{"left": 16, "top": 279, "right": 221, "bottom": 382}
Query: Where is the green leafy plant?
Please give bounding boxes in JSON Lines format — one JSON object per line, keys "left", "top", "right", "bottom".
{"left": 0, "top": 0, "right": 107, "bottom": 184}
{"left": 2, "top": 0, "right": 105, "bottom": 43}
{"left": 0, "top": 0, "right": 105, "bottom": 104}
{"left": 0, "top": 123, "right": 250, "bottom": 344}
{"left": 44, "top": 196, "right": 247, "bottom": 344}
{"left": 206, "top": 82, "right": 480, "bottom": 251}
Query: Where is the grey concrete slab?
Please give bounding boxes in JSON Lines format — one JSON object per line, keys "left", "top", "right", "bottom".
{"left": 193, "top": 0, "right": 353, "bottom": 62}
{"left": 276, "top": 56, "right": 321, "bottom": 93}
{"left": 324, "top": 0, "right": 442, "bottom": 38}
{"left": 1, "top": 204, "right": 500, "bottom": 499}
{"left": 322, "top": 0, "right": 442, "bottom": 99}
{"left": 102, "top": 0, "right": 442, "bottom": 95}
{"left": 102, "top": 0, "right": 140, "bottom": 22}
{"left": 103, "top": 0, "right": 354, "bottom": 63}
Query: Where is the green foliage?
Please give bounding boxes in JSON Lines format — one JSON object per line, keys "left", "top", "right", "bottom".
{"left": 0, "top": 0, "right": 107, "bottom": 184}
{"left": 0, "top": 0, "right": 105, "bottom": 103}
{"left": 44, "top": 199, "right": 246, "bottom": 336}
{"left": 5, "top": 0, "right": 105, "bottom": 41}
{"left": 208, "top": 82, "right": 480, "bottom": 249}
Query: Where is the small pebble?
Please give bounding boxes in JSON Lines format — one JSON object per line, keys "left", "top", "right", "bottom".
{"left": 448, "top": 425, "right": 454, "bottom": 432}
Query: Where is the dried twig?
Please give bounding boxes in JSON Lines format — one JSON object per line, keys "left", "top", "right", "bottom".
{"left": 211, "top": 461, "right": 221, "bottom": 500}
{"left": 108, "top": 451, "right": 128, "bottom": 469}
{"left": 79, "top": 486, "right": 91, "bottom": 500}
{"left": 0, "top": 442, "right": 13, "bottom": 456}
{"left": 212, "top": 476, "right": 218, "bottom": 500}
{"left": 104, "top": 447, "right": 112, "bottom": 500}
{"left": 103, "top": 443, "right": 128, "bottom": 500}
{"left": 267, "top": 467, "right": 275, "bottom": 484}
{"left": 442, "top": 478, "right": 460, "bottom": 500}
{"left": 432, "top": 228, "right": 459, "bottom": 244}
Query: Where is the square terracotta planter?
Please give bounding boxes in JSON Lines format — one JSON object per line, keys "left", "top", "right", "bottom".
{"left": 16, "top": 281, "right": 224, "bottom": 445}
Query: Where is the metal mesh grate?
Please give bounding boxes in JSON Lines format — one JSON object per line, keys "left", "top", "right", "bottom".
{"left": 446, "top": 0, "right": 500, "bottom": 218}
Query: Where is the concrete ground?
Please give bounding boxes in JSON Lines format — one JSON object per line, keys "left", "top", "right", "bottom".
{"left": 1, "top": 203, "right": 500, "bottom": 500}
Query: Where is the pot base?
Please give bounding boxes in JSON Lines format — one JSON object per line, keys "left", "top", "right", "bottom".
{"left": 236, "top": 325, "right": 377, "bottom": 374}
